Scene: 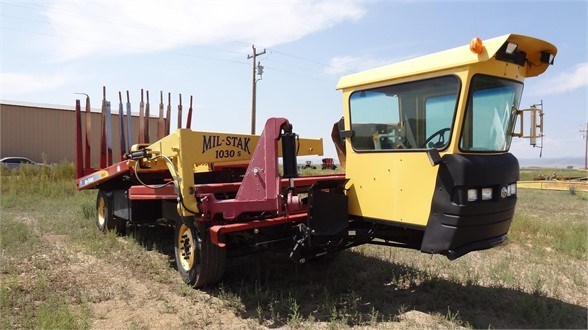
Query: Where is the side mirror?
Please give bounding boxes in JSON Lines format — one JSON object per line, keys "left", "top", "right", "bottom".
{"left": 426, "top": 149, "right": 443, "bottom": 167}
{"left": 512, "top": 101, "right": 544, "bottom": 148}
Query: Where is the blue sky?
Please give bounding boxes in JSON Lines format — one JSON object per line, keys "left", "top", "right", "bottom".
{"left": 1, "top": 0, "right": 587, "bottom": 161}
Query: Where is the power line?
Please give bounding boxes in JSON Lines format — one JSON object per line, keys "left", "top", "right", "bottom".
{"left": 0, "top": 25, "right": 248, "bottom": 65}
{"left": 0, "top": 12, "right": 245, "bottom": 57}
{"left": 3, "top": 2, "right": 251, "bottom": 47}
{"left": 269, "top": 48, "right": 330, "bottom": 67}
{"left": 4, "top": 2, "right": 339, "bottom": 77}
{"left": 263, "top": 65, "right": 336, "bottom": 85}
{"left": 2, "top": 3, "right": 341, "bottom": 85}
{"left": 263, "top": 56, "right": 327, "bottom": 77}
{"left": 2, "top": 24, "right": 337, "bottom": 86}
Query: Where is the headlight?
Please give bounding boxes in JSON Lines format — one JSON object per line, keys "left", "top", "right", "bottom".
{"left": 467, "top": 189, "right": 478, "bottom": 202}
{"left": 508, "top": 183, "right": 517, "bottom": 196}
{"left": 481, "top": 188, "right": 493, "bottom": 200}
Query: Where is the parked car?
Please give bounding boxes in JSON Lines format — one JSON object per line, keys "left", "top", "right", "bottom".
{"left": 0, "top": 157, "right": 40, "bottom": 169}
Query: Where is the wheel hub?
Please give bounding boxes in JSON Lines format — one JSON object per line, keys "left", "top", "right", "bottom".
{"left": 97, "top": 197, "right": 106, "bottom": 227}
{"left": 178, "top": 225, "right": 195, "bottom": 271}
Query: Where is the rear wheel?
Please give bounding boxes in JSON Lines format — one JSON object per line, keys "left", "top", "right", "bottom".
{"left": 96, "top": 190, "right": 126, "bottom": 235}
{"left": 175, "top": 218, "right": 226, "bottom": 288}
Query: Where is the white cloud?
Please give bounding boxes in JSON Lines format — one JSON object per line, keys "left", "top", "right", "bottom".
{"left": 0, "top": 72, "right": 76, "bottom": 98}
{"left": 325, "top": 56, "right": 361, "bottom": 75}
{"left": 41, "top": 0, "right": 365, "bottom": 61}
{"left": 533, "top": 62, "right": 588, "bottom": 95}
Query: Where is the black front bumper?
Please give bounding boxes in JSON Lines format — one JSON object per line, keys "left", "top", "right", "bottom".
{"left": 421, "top": 153, "right": 519, "bottom": 259}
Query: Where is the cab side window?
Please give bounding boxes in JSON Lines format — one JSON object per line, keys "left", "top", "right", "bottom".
{"left": 349, "top": 76, "right": 460, "bottom": 151}
{"left": 349, "top": 92, "right": 400, "bottom": 150}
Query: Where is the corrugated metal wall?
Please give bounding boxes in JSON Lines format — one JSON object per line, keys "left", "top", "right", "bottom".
{"left": 1, "top": 103, "right": 161, "bottom": 165}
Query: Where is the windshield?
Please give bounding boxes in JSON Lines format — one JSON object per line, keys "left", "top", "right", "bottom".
{"left": 459, "top": 75, "right": 523, "bottom": 152}
{"left": 349, "top": 75, "right": 460, "bottom": 151}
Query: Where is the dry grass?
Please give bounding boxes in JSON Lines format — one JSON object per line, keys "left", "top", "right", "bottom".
{"left": 1, "top": 164, "right": 587, "bottom": 329}
{"left": 519, "top": 167, "right": 587, "bottom": 181}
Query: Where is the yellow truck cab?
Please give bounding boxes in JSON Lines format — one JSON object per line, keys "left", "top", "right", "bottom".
{"left": 335, "top": 34, "right": 556, "bottom": 258}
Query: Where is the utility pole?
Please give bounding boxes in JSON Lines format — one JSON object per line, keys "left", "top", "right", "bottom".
{"left": 581, "top": 123, "right": 588, "bottom": 170}
{"left": 248, "top": 45, "right": 266, "bottom": 135}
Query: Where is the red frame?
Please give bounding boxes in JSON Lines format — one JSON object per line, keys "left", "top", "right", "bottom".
{"left": 209, "top": 213, "right": 307, "bottom": 247}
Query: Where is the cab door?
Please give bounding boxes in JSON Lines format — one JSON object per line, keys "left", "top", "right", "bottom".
{"left": 344, "top": 76, "right": 460, "bottom": 227}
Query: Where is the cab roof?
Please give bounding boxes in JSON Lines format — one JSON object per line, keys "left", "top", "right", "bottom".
{"left": 336, "top": 34, "right": 557, "bottom": 90}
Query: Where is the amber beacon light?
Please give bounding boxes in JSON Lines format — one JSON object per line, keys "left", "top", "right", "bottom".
{"left": 469, "top": 37, "right": 483, "bottom": 54}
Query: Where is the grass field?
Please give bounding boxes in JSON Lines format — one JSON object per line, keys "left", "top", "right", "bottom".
{"left": 519, "top": 167, "right": 587, "bottom": 181}
{"left": 1, "top": 164, "right": 587, "bottom": 329}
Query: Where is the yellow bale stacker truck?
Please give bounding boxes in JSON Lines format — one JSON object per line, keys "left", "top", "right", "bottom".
{"left": 76, "top": 34, "right": 556, "bottom": 287}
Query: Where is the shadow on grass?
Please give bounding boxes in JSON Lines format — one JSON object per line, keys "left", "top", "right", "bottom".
{"left": 125, "top": 224, "right": 586, "bottom": 329}
{"left": 212, "top": 251, "right": 587, "bottom": 329}
{"left": 126, "top": 223, "right": 176, "bottom": 269}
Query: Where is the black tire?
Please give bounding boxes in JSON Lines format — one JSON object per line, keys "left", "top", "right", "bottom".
{"left": 96, "top": 190, "right": 126, "bottom": 235}
{"left": 175, "top": 218, "right": 226, "bottom": 288}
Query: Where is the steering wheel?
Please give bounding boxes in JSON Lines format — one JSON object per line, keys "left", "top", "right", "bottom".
{"left": 387, "top": 126, "right": 407, "bottom": 149}
{"left": 424, "top": 128, "right": 450, "bottom": 148}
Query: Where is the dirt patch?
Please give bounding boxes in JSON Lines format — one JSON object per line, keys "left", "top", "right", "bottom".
{"left": 42, "top": 234, "right": 68, "bottom": 245}
{"left": 51, "top": 244, "right": 251, "bottom": 328}
{"left": 398, "top": 310, "right": 450, "bottom": 328}
{"left": 31, "top": 234, "right": 451, "bottom": 329}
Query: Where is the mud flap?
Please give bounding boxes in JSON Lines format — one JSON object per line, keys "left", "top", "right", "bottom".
{"left": 308, "top": 179, "right": 349, "bottom": 237}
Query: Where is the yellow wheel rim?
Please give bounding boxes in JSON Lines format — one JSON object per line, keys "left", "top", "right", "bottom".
{"left": 97, "top": 196, "right": 106, "bottom": 228}
{"left": 177, "top": 224, "right": 195, "bottom": 271}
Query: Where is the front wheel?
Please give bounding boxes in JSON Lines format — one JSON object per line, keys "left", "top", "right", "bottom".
{"left": 175, "top": 219, "right": 226, "bottom": 288}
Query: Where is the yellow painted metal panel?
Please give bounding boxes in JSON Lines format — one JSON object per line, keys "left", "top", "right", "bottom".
{"left": 144, "top": 129, "right": 323, "bottom": 216}
{"left": 345, "top": 152, "right": 438, "bottom": 226}
{"left": 147, "top": 130, "right": 322, "bottom": 165}
{"left": 337, "top": 34, "right": 556, "bottom": 90}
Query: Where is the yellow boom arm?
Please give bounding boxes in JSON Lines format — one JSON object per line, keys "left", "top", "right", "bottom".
{"left": 140, "top": 129, "right": 323, "bottom": 216}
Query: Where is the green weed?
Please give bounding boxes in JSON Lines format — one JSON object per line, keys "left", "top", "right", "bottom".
{"left": 509, "top": 189, "right": 587, "bottom": 259}
{"left": 0, "top": 215, "right": 41, "bottom": 254}
{"left": 34, "top": 298, "right": 91, "bottom": 330}
{"left": 218, "top": 285, "right": 244, "bottom": 312}
{"left": 287, "top": 295, "right": 303, "bottom": 327}
{"left": 81, "top": 200, "right": 96, "bottom": 220}
{"left": 437, "top": 307, "right": 471, "bottom": 328}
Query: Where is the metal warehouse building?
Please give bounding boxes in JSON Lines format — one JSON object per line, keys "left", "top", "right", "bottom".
{"left": 1, "top": 101, "right": 159, "bottom": 165}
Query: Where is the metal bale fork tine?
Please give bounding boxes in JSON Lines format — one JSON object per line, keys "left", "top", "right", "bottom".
{"left": 100, "top": 86, "right": 107, "bottom": 169}
{"left": 158, "top": 91, "right": 165, "bottom": 140}
{"left": 126, "top": 91, "right": 132, "bottom": 154}
{"left": 75, "top": 99, "right": 83, "bottom": 178}
{"left": 139, "top": 89, "right": 145, "bottom": 144}
{"left": 105, "top": 100, "right": 113, "bottom": 166}
{"left": 83, "top": 94, "right": 91, "bottom": 172}
{"left": 186, "top": 95, "right": 193, "bottom": 129}
{"left": 145, "top": 90, "right": 150, "bottom": 143}
{"left": 118, "top": 92, "right": 126, "bottom": 161}
{"left": 178, "top": 94, "right": 183, "bottom": 129}
{"left": 166, "top": 92, "right": 171, "bottom": 135}
{"left": 74, "top": 92, "right": 91, "bottom": 176}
